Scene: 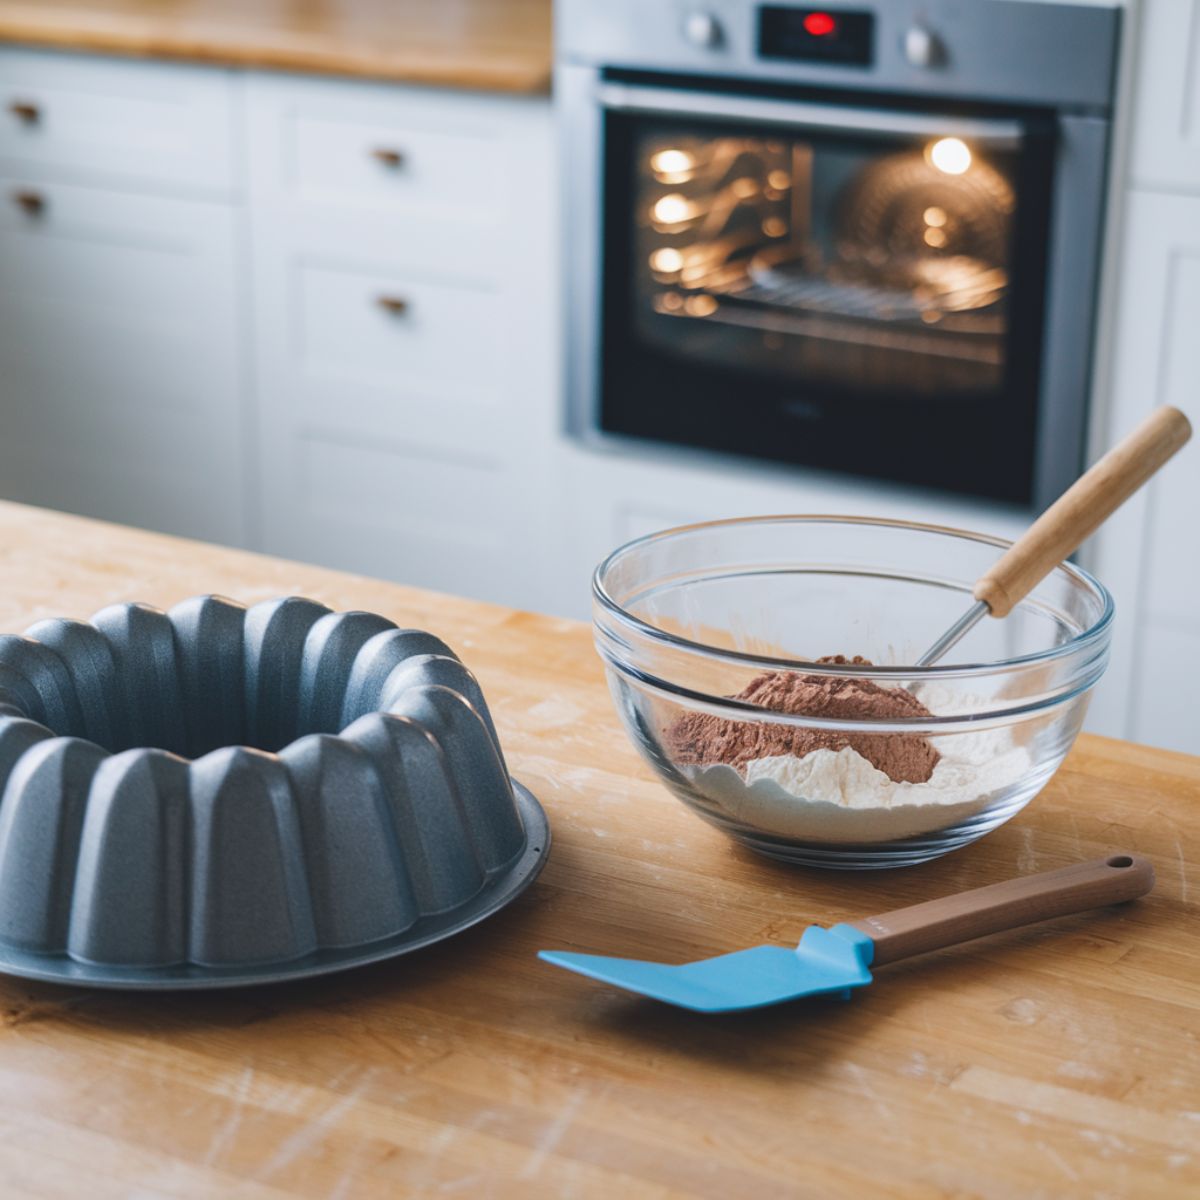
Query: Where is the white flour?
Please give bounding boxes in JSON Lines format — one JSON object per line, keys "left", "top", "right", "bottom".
{"left": 686, "top": 688, "right": 1033, "bottom": 844}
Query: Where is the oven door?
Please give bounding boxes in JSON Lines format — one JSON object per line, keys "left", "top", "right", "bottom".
{"left": 591, "top": 82, "right": 1057, "bottom": 505}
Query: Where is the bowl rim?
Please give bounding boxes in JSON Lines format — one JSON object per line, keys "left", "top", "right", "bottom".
{"left": 592, "top": 514, "right": 1115, "bottom": 677}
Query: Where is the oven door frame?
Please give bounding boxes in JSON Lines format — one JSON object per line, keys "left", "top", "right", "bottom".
{"left": 560, "top": 62, "right": 1112, "bottom": 511}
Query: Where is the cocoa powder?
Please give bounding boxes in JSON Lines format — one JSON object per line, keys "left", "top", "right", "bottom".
{"left": 666, "top": 656, "right": 940, "bottom": 784}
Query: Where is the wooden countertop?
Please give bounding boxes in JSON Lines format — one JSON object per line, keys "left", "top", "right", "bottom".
{"left": 0, "top": 0, "right": 553, "bottom": 93}
{"left": 0, "top": 499, "right": 1197, "bottom": 1198}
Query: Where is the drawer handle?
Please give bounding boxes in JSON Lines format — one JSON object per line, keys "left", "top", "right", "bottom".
{"left": 370, "top": 147, "right": 405, "bottom": 168}
{"left": 376, "top": 295, "right": 409, "bottom": 316}
{"left": 7, "top": 99, "right": 40, "bottom": 124}
{"left": 12, "top": 189, "right": 46, "bottom": 217}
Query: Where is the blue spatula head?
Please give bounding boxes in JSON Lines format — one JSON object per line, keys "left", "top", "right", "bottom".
{"left": 539, "top": 924, "right": 875, "bottom": 1013}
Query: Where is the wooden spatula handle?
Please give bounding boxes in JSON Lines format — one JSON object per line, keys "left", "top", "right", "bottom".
{"left": 849, "top": 854, "right": 1154, "bottom": 967}
{"left": 974, "top": 406, "right": 1191, "bottom": 617}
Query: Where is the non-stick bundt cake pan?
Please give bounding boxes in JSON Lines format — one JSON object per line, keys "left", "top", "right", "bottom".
{"left": 0, "top": 595, "right": 549, "bottom": 989}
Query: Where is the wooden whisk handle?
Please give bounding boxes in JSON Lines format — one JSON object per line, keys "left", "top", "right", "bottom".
{"left": 974, "top": 406, "right": 1191, "bottom": 618}
{"left": 849, "top": 854, "right": 1155, "bottom": 967}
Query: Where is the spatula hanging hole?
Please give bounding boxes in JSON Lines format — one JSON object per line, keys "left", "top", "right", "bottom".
{"left": 1106, "top": 854, "right": 1134, "bottom": 869}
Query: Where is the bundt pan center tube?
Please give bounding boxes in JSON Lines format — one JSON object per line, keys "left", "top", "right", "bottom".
{"left": 0, "top": 595, "right": 549, "bottom": 989}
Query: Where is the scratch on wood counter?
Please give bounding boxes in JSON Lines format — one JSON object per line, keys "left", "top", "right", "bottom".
{"left": 201, "top": 1063, "right": 257, "bottom": 1167}
{"left": 953, "top": 1067, "right": 1198, "bottom": 1151}
{"left": 255, "top": 1071, "right": 377, "bottom": 1183}
{"left": 840, "top": 1062, "right": 895, "bottom": 1123}
{"left": 516, "top": 1088, "right": 586, "bottom": 1181}
{"left": 1035, "top": 1141, "right": 1081, "bottom": 1183}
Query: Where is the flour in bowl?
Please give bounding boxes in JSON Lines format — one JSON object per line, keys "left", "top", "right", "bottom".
{"left": 682, "top": 684, "right": 1033, "bottom": 844}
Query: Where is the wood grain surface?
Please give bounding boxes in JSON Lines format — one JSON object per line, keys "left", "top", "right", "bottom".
{"left": 0, "top": 0, "right": 552, "bottom": 93}
{"left": 0, "top": 500, "right": 1196, "bottom": 1198}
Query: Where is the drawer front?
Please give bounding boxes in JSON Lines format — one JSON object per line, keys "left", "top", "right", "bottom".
{"left": 246, "top": 72, "right": 547, "bottom": 270}
{"left": 295, "top": 259, "right": 505, "bottom": 404}
{"left": 286, "top": 107, "right": 507, "bottom": 221}
{"left": 0, "top": 47, "right": 237, "bottom": 196}
{"left": 0, "top": 174, "right": 247, "bottom": 544}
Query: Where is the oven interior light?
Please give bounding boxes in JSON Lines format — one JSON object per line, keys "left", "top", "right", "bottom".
{"left": 803, "top": 11, "right": 837, "bottom": 37}
{"left": 651, "top": 149, "right": 693, "bottom": 173}
{"left": 653, "top": 194, "right": 695, "bottom": 224}
{"left": 650, "top": 149, "right": 695, "bottom": 182}
{"left": 650, "top": 247, "right": 685, "bottom": 272}
{"left": 928, "top": 137, "right": 972, "bottom": 175}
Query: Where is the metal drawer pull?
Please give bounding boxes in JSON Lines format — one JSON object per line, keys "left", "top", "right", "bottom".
{"left": 375, "top": 295, "right": 409, "bottom": 316}
{"left": 12, "top": 189, "right": 46, "bottom": 216}
{"left": 7, "top": 99, "right": 40, "bottom": 124}
{"left": 370, "top": 147, "right": 405, "bottom": 168}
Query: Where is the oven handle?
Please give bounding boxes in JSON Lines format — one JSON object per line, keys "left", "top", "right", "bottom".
{"left": 596, "top": 82, "right": 1025, "bottom": 148}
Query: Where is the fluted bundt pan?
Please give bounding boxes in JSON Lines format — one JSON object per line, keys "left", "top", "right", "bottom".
{"left": 0, "top": 596, "right": 548, "bottom": 988}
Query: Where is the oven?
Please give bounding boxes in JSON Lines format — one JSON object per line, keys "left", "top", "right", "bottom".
{"left": 558, "top": 0, "right": 1121, "bottom": 508}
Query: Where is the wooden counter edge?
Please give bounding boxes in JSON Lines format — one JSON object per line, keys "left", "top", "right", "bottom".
{"left": 0, "top": 15, "right": 553, "bottom": 95}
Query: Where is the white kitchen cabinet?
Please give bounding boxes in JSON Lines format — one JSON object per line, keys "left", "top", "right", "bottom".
{"left": 1127, "top": 0, "right": 1200, "bottom": 195}
{"left": 0, "top": 47, "right": 239, "bottom": 198}
{"left": 0, "top": 171, "right": 248, "bottom": 545}
{"left": 244, "top": 72, "right": 557, "bottom": 611}
{"left": 0, "top": 46, "right": 249, "bottom": 547}
{"left": 1089, "top": 188, "right": 1200, "bottom": 751}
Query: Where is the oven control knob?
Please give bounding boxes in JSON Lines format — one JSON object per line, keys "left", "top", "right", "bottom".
{"left": 683, "top": 10, "right": 724, "bottom": 48}
{"left": 903, "top": 25, "right": 944, "bottom": 68}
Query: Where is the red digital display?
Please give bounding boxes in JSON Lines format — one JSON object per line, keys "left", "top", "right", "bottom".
{"left": 760, "top": 7, "right": 874, "bottom": 66}
{"left": 802, "top": 11, "right": 838, "bottom": 37}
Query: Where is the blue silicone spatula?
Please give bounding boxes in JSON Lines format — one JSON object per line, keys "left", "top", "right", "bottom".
{"left": 540, "top": 854, "right": 1154, "bottom": 1012}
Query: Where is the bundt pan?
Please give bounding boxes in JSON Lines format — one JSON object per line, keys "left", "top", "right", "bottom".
{"left": 0, "top": 596, "right": 549, "bottom": 989}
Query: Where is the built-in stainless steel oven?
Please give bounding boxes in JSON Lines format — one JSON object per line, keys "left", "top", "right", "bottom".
{"left": 558, "top": 0, "right": 1121, "bottom": 508}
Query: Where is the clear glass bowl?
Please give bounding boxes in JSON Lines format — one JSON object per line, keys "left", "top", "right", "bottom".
{"left": 593, "top": 516, "right": 1113, "bottom": 868}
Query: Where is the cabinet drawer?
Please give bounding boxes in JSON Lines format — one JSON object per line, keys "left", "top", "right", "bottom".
{"left": 246, "top": 75, "right": 542, "bottom": 236}
{"left": 285, "top": 106, "right": 507, "bottom": 222}
{"left": 0, "top": 47, "right": 237, "bottom": 196}
{"left": 295, "top": 259, "right": 505, "bottom": 401}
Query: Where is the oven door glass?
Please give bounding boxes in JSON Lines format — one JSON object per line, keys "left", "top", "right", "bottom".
{"left": 598, "top": 87, "right": 1056, "bottom": 504}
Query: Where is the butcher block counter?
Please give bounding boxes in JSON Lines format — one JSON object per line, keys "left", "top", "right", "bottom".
{"left": 0, "top": 500, "right": 1196, "bottom": 1199}
{"left": 0, "top": 0, "right": 552, "bottom": 92}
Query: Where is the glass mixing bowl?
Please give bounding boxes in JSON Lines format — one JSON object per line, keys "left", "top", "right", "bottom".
{"left": 593, "top": 516, "right": 1113, "bottom": 868}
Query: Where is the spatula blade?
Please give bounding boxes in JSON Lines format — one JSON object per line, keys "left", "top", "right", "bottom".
{"left": 539, "top": 925, "right": 875, "bottom": 1013}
